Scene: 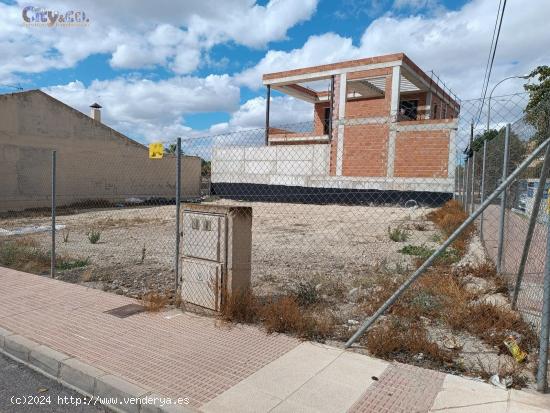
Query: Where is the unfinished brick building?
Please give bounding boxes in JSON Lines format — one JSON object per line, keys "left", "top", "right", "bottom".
{"left": 211, "top": 53, "right": 460, "bottom": 204}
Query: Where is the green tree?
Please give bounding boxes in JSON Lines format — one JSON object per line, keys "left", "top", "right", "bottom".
{"left": 472, "top": 127, "right": 527, "bottom": 201}
{"left": 524, "top": 66, "right": 550, "bottom": 145}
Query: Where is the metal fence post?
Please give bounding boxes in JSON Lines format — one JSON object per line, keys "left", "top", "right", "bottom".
{"left": 470, "top": 150, "right": 476, "bottom": 214}
{"left": 51, "top": 150, "right": 56, "bottom": 278}
{"left": 460, "top": 159, "right": 468, "bottom": 206}
{"left": 497, "top": 124, "right": 510, "bottom": 274}
{"left": 463, "top": 155, "right": 470, "bottom": 212}
{"left": 536, "top": 208, "right": 550, "bottom": 392}
{"left": 479, "top": 140, "right": 487, "bottom": 240}
{"left": 512, "top": 142, "right": 550, "bottom": 309}
{"left": 175, "top": 138, "right": 181, "bottom": 291}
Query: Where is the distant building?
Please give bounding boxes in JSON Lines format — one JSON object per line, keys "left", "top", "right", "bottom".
{"left": 211, "top": 53, "right": 460, "bottom": 205}
{"left": 0, "top": 90, "right": 201, "bottom": 211}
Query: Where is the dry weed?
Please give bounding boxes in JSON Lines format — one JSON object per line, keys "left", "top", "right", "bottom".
{"left": 426, "top": 200, "right": 473, "bottom": 254}
{"left": 220, "top": 288, "right": 259, "bottom": 324}
{"left": 365, "top": 318, "right": 454, "bottom": 367}
{"left": 141, "top": 290, "right": 170, "bottom": 312}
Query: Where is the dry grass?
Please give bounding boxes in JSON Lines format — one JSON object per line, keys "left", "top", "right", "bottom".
{"left": 456, "top": 261, "right": 508, "bottom": 294}
{"left": 219, "top": 288, "right": 335, "bottom": 341}
{"left": 141, "top": 290, "right": 170, "bottom": 312}
{"left": 365, "top": 318, "right": 455, "bottom": 367}
{"left": 220, "top": 288, "right": 259, "bottom": 324}
{"left": 93, "top": 216, "right": 159, "bottom": 230}
{"left": 426, "top": 200, "right": 474, "bottom": 254}
{"left": 0, "top": 238, "right": 50, "bottom": 273}
{"left": 0, "top": 237, "right": 88, "bottom": 274}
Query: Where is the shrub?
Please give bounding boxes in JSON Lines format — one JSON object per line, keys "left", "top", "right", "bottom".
{"left": 365, "top": 318, "right": 454, "bottom": 367}
{"left": 220, "top": 288, "right": 259, "bottom": 324}
{"left": 399, "top": 244, "right": 460, "bottom": 265}
{"left": 291, "top": 279, "right": 320, "bottom": 306}
{"left": 141, "top": 290, "right": 170, "bottom": 312}
{"left": 86, "top": 229, "right": 101, "bottom": 244}
{"left": 426, "top": 200, "right": 473, "bottom": 254}
{"left": 261, "top": 296, "right": 304, "bottom": 334}
{"left": 388, "top": 226, "right": 410, "bottom": 242}
{"left": 56, "top": 257, "right": 90, "bottom": 271}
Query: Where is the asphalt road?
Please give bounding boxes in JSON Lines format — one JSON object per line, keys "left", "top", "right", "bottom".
{"left": 0, "top": 353, "right": 104, "bottom": 413}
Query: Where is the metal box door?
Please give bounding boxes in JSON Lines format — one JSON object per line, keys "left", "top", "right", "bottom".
{"left": 180, "top": 210, "right": 226, "bottom": 310}
{"left": 180, "top": 258, "right": 221, "bottom": 310}
{"left": 182, "top": 212, "right": 224, "bottom": 262}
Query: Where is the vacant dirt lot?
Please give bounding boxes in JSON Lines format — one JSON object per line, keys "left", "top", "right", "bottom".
{"left": 0, "top": 201, "right": 439, "bottom": 297}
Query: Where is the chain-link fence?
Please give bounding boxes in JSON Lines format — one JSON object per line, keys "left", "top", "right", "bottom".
{"left": 1, "top": 92, "right": 549, "bottom": 391}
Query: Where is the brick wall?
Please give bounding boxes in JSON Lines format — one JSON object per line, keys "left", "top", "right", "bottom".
{"left": 314, "top": 102, "right": 329, "bottom": 135}
{"left": 393, "top": 129, "right": 450, "bottom": 178}
{"left": 342, "top": 124, "right": 389, "bottom": 176}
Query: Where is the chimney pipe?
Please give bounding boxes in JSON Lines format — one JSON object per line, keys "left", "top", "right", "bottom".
{"left": 90, "top": 102, "right": 102, "bottom": 122}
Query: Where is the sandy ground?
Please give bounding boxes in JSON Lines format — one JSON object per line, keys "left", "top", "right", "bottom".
{"left": 0, "top": 201, "right": 439, "bottom": 297}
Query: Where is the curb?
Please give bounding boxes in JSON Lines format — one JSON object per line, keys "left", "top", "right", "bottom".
{"left": 0, "top": 327, "right": 197, "bottom": 413}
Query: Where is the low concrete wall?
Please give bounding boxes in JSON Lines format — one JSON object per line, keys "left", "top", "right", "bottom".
{"left": 211, "top": 144, "right": 454, "bottom": 193}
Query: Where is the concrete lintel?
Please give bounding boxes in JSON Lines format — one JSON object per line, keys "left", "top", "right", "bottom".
{"left": 263, "top": 60, "right": 401, "bottom": 87}
{"left": 4, "top": 334, "right": 40, "bottom": 362}
{"left": 391, "top": 120, "right": 458, "bottom": 132}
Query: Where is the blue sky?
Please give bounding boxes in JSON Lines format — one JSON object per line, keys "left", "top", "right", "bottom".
{"left": 0, "top": 0, "right": 548, "bottom": 143}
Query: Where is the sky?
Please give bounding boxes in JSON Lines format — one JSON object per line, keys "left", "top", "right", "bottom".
{"left": 1, "top": 0, "right": 549, "bottom": 144}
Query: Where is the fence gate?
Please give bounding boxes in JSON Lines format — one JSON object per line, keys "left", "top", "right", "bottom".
{"left": 179, "top": 204, "right": 252, "bottom": 311}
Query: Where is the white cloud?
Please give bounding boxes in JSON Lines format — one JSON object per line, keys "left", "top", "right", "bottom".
{"left": 43, "top": 75, "right": 240, "bottom": 142}
{"left": 237, "top": 0, "right": 550, "bottom": 100}
{"left": 0, "top": 0, "right": 318, "bottom": 81}
{"left": 220, "top": 95, "right": 312, "bottom": 132}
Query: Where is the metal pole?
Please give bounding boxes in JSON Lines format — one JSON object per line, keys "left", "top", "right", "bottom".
{"left": 497, "top": 124, "right": 510, "bottom": 274}
{"left": 467, "top": 123, "right": 474, "bottom": 212}
{"left": 51, "top": 151, "right": 56, "bottom": 278}
{"left": 460, "top": 160, "right": 467, "bottom": 205}
{"left": 512, "top": 142, "right": 550, "bottom": 309}
{"left": 464, "top": 157, "right": 470, "bottom": 210}
{"left": 265, "top": 85, "right": 271, "bottom": 146}
{"left": 453, "top": 165, "right": 460, "bottom": 199}
{"left": 344, "top": 137, "right": 550, "bottom": 349}
{"left": 175, "top": 138, "right": 181, "bottom": 291}
{"left": 480, "top": 140, "right": 488, "bottom": 240}
{"left": 470, "top": 151, "right": 476, "bottom": 215}
{"left": 536, "top": 206, "right": 550, "bottom": 392}
{"left": 329, "top": 75, "right": 335, "bottom": 139}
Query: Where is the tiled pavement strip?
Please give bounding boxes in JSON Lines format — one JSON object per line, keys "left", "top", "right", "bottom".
{"left": 0, "top": 267, "right": 549, "bottom": 412}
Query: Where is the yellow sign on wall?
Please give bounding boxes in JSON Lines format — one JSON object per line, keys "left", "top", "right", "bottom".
{"left": 149, "top": 143, "right": 164, "bottom": 159}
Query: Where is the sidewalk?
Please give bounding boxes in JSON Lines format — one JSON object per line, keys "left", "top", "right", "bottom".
{"left": 0, "top": 266, "right": 548, "bottom": 413}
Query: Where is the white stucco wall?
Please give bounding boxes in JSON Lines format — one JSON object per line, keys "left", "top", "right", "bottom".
{"left": 211, "top": 144, "right": 454, "bottom": 193}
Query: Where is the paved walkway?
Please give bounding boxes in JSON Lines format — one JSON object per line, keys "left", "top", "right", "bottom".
{"left": 0, "top": 267, "right": 549, "bottom": 412}
{"left": 481, "top": 205, "right": 546, "bottom": 320}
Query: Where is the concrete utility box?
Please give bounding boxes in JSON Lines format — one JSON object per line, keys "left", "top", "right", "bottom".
{"left": 179, "top": 203, "right": 252, "bottom": 311}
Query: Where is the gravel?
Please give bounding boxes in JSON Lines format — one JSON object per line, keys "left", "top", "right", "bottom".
{"left": 1, "top": 201, "right": 439, "bottom": 298}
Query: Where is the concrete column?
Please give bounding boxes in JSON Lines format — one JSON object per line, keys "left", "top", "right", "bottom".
{"left": 335, "top": 73, "right": 347, "bottom": 176}
{"left": 390, "top": 65, "right": 401, "bottom": 120}
{"left": 386, "top": 67, "right": 401, "bottom": 178}
{"left": 386, "top": 130, "right": 396, "bottom": 177}
{"left": 425, "top": 91, "right": 432, "bottom": 120}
